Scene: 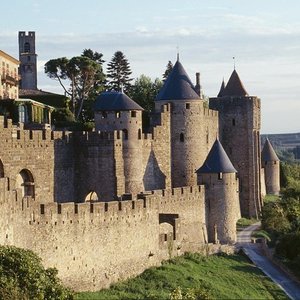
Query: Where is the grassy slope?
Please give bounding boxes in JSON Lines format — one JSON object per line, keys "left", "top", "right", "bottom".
{"left": 75, "top": 253, "right": 288, "bottom": 300}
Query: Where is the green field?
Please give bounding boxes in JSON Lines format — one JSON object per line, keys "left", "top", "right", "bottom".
{"left": 75, "top": 253, "right": 288, "bottom": 300}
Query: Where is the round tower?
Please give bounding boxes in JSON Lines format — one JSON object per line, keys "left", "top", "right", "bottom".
{"left": 155, "top": 58, "right": 218, "bottom": 188}
{"left": 196, "top": 139, "right": 240, "bottom": 244}
{"left": 94, "top": 91, "right": 144, "bottom": 194}
{"left": 261, "top": 138, "right": 280, "bottom": 195}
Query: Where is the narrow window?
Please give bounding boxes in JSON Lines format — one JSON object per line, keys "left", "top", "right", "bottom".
{"left": 232, "top": 119, "right": 236, "bottom": 126}
{"left": 138, "top": 128, "right": 142, "bottom": 139}
{"left": 185, "top": 103, "right": 190, "bottom": 109}
{"left": 131, "top": 111, "right": 136, "bottom": 118}
{"left": 180, "top": 133, "right": 184, "bottom": 142}
{"left": 116, "top": 111, "right": 121, "bottom": 118}
{"left": 123, "top": 129, "right": 128, "bottom": 140}
{"left": 101, "top": 111, "right": 107, "bottom": 119}
{"left": 218, "top": 173, "right": 223, "bottom": 180}
{"left": 206, "top": 133, "right": 209, "bottom": 144}
{"left": 24, "top": 42, "right": 30, "bottom": 53}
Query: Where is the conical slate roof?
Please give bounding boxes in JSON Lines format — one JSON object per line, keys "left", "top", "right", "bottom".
{"left": 217, "top": 79, "right": 226, "bottom": 97}
{"left": 94, "top": 91, "right": 144, "bottom": 111}
{"left": 223, "top": 69, "right": 248, "bottom": 97}
{"left": 156, "top": 60, "right": 200, "bottom": 101}
{"left": 196, "top": 139, "right": 237, "bottom": 174}
{"left": 262, "top": 139, "right": 279, "bottom": 161}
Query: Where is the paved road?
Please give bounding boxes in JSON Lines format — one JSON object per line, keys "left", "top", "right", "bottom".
{"left": 237, "top": 223, "right": 300, "bottom": 300}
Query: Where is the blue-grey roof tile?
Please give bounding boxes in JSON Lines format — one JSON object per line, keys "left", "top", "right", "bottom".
{"left": 156, "top": 60, "right": 200, "bottom": 101}
{"left": 196, "top": 139, "right": 237, "bottom": 173}
{"left": 94, "top": 91, "right": 144, "bottom": 111}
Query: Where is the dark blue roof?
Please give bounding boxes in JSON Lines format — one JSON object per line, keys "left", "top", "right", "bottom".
{"left": 156, "top": 60, "right": 200, "bottom": 101}
{"left": 196, "top": 139, "right": 237, "bottom": 173}
{"left": 94, "top": 91, "right": 144, "bottom": 111}
{"left": 217, "top": 79, "right": 226, "bottom": 97}
{"left": 262, "top": 139, "right": 279, "bottom": 161}
{"left": 222, "top": 69, "right": 248, "bottom": 97}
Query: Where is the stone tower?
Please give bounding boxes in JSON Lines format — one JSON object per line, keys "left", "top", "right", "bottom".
{"left": 18, "top": 31, "right": 37, "bottom": 90}
{"left": 262, "top": 139, "right": 280, "bottom": 195}
{"left": 196, "top": 139, "right": 240, "bottom": 244}
{"left": 94, "top": 91, "right": 144, "bottom": 194}
{"left": 154, "top": 59, "right": 218, "bottom": 188}
{"left": 209, "top": 70, "right": 261, "bottom": 218}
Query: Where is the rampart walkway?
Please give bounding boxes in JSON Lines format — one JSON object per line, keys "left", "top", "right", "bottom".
{"left": 237, "top": 223, "right": 300, "bottom": 300}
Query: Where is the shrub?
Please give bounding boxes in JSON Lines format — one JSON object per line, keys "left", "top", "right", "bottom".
{"left": 275, "top": 232, "right": 300, "bottom": 260}
{"left": 0, "top": 246, "right": 73, "bottom": 300}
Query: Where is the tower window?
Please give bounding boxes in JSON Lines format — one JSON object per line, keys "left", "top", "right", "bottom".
{"left": 122, "top": 129, "right": 128, "bottom": 140}
{"left": 138, "top": 128, "right": 142, "bottom": 139}
{"left": 116, "top": 111, "right": 121, "bottom": 118}
{"left": 218, "top": 173, "right": 223, "bottom": 180}
{"left": 180, "top": 133, "right": 184, "bottom": 142}
{"left": 232, "top": 119, "right": 236, "bottom": 126}
{"left": 101, "top": 111, "right": 107, "bottom": 119}
{"left": 185, "top": 103, "right": 190, "bottom": 109}
{"left": 131, "top": 111, "right": 136, "bottom": 118}
{"left": 27, "top": 56, "right": 31, "bottom": 62}
{"left": 24, "top": 42, "right": 30, "bottom": 53}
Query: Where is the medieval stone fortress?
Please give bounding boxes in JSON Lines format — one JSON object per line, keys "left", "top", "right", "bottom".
{"left": 0, "top": 31, "right": 280, "bottom": 291}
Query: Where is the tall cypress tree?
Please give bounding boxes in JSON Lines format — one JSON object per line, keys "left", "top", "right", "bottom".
{"left": 163, "top": 60, "right": 173, "bottom": 81}
{"left": 107, "top": 51, "right": 133, "bottom": 93}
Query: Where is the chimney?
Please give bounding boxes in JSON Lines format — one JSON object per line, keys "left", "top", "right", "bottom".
{"left": 195, "top": 72, "right": 202, "bottom": 98}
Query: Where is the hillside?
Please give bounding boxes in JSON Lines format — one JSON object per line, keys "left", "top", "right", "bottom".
{"left": 75, "top": 253, "right": 288, "bottom": 300}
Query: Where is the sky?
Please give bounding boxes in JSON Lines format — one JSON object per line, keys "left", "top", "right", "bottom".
{"left": 1, "top": 0, "right": 300, "bottom": 134}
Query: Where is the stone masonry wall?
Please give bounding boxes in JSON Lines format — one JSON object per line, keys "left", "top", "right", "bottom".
{"left": 155, "top": 100, "right": 219, "bottom": 188}
{"left": 0, "top": 177, "right": 206, "bottom": 292}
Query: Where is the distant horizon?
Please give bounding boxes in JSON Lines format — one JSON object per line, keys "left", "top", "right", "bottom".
{"left": 1, "top": 0, "right": 300, "bottom": 134}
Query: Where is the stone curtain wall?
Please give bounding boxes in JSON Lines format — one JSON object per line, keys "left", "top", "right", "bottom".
{"left": 0, "top": 179, "right": 206, "bottom": 291}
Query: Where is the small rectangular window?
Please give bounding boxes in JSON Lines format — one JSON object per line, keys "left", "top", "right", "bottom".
{"left": 116, "top": 111, "right": 121, "bottom": 118}
{"left": 131, "top": 111, "right": 136, "bottom": 117}
{"left": 186, "top": 103, "right": 190, "bottom": 109}
{"left": 218, "top": 173, "right": 223, "bottom": 180}
{"left": 232, "top": 119, "right": 236, "bottom": 126}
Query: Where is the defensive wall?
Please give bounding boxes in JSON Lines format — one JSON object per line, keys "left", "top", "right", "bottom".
{"left": 0, "top": 176, "right": 207, "bottom": 291}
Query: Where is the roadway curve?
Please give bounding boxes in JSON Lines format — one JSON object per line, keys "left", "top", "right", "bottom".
{"left": 237, "top": 222, "right": 300, "bottom": 300}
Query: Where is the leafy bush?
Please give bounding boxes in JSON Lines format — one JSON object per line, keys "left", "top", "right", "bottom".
{"left": 0, "top": 246, "right": 73, "bottom": 300}
{"left": 276, "top": 232, "right": 300, "bottom": 260}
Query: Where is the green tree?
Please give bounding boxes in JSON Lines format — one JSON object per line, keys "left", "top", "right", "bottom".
{"left": 163, "top": 60, "right": 173, "bottom": 81}
{"left": 107, "top": 51, "right": 133, "bottom": 93}
{"left": 0, "top": 245, "right": 73, "bottom": 299}
{"left": 44, "top": 49, "right": 105, "bottom": 121}
{"left": 129, "top": 75, "right": 163, "bottom": 130}
{"left": 129, "top": 75, "right": 163, "bottom": 111}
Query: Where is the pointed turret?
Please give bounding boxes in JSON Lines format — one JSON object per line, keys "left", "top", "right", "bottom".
{"left": 262, "top": 138, "right": 279, "bottom": 162}
{"left": 217, "top": 79, "right": 226, "bottom": 97}
{"left": 196, "top": 139, "right": 240, "bottom": 244}
{"left": 261, "top": 138, "right": 280, "bottom": 195}
{"left": 196, "top": 139, "right": 237, "bottom": 174}
{"left": 156, "top": 60, "right": 200, "bottom": 101}
{"left": 223, "top": 69, "right": 248, "bottom": 97}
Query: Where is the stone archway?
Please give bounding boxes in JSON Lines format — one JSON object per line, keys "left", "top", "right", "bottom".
{"left": 85, "top": 191, "right": 99, "bottom": 202}
{"left": 16, "top": 169, "right": 35, "bottom": 198}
